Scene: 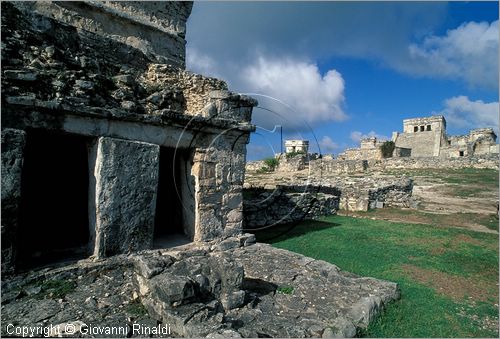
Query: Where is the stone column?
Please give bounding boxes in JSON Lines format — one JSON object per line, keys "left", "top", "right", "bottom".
{"left": 89, "top": 137, "right": 159, "bottom": 258}
{"left": 1, "top": 128, "right": 26, "bottom": 274}
{"left": 192, "top": 152, "right": 223, "bottom": 242}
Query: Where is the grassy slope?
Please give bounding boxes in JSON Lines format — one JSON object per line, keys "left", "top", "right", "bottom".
{"left": 385, "top": 168, "right": 499, "bottom": 199}
{"left": 344, "top": 208, "right": 499, "bottom": 231}
{"left": 254, "top": 216, "right": 499, "bottom": 338}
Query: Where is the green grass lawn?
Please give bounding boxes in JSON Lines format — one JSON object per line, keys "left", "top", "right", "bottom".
{"left": 254, "top": 216, "right": 499, "bottom": 338}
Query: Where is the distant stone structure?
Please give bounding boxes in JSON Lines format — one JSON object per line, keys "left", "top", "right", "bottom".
{"left": 1, "top": 1, "right": 257, "bottom": 273}
{"left": 392, "top": 116, "right": 447, "bottom": 157}
{"left": 338, "top": 137, "right": 385, "bottom": 161}
{"left": 339, "top": 115, "right": 498, "bottom": 160}
{"left": 393, "top": 115, "right": 499, "bottom": 158}
{"left": 284, "top": 139, "right": 309, "bottom": 154}
{"left": 439, "top": 128, "right": 499, "bottom": 158}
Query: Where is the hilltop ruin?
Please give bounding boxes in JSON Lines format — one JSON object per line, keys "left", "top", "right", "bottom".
{"left": 340, "top": 115, "right": 499, "bottom": 160}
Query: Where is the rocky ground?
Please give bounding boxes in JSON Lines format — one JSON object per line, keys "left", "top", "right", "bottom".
{"left": 2, "top": 234, "right": 399, "bottom": 338}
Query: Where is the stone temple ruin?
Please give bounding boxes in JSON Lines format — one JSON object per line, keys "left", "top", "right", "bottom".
{"left": 284, "top": 139, "right": 309, "bottom": 154}
{"left": 340, "top": 115, "right": 499, "bottom": 160}
{"left": 393, "top": 115, "right": 499, "bottom": 158}
{"left": 1, "top": 1, "right": 257, "bottom": 273}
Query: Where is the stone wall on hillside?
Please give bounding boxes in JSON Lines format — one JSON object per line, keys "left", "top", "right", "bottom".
{"left": 276, "top": 154, "right": 307, "bottom": 172}
{"left": 336, "top": 177, "right": 414, "bottom": 211}
{"left": 368, "top": 154, "right": 499, "bottom": 170}
{"left": 243, "top": 185, "right": 340, "bottom": 229}
{"left": 305, "top": 154, "right": 499, "bottom": 176}
{"left": 310, "top": 159, "right": 368, "bottom": 174}
{"left": 243, "top": 177, "right": 413, "bottom": 228}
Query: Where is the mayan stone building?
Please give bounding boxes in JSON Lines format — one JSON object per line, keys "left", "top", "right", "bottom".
{"left": 284, "top": 139, "right": 309, "bottom": 154}
{"left": 393, "top": 115, "right": 499, "bottom": 158}
{"left": 340, "top": 115, "right": 498, "bottom": 161}
{"left": 1, "top": 1, "right": 257, "bottom": 273}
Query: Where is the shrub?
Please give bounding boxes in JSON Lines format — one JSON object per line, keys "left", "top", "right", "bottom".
{"left": 285, "top": 151, "right": 305, "bottom": 159}
{"left": 277, "top": 285, "right": 294, "bottom": 295}
{"left": 380, "top": 141, "right": 395, "bottom": 158}
{"left": 263, "top": 157, "right": 279, "bottom": 171}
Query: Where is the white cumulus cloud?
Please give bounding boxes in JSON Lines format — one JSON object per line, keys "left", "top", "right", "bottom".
{"left": 241, "top": 56, "right": 347, "bottom": 128}
{"left": 187, "top": 52, "right": 348, "bottom": 130}
{"left": 438, "top": 95, "right": 499, "bottom": 131}
{"left": 318, "top": 136, "right": 340, "bottom": 154}
{"left": 350, "top": 131, "right": 389, "bottom": 144}
{"left": 407, "top": 20, "right": 498, "bottom": 89}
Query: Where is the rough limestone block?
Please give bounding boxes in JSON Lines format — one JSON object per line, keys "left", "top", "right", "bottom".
{"left": 91, "top": 137, "right": 159, "bottom": 257}
{"left": 1, "top": 128, "right": 26, "bottom": 274}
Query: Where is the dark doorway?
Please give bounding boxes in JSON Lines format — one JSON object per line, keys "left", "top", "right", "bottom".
{"left": 154, "top": 147, "right": 190, "bottom": 248}
{"left": 17, "top": 129, "right": 91, "bottom": 269}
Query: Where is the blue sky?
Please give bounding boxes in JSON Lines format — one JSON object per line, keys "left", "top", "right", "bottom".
{"left": 186, "top": 1, "right": 499, "bottom": 160}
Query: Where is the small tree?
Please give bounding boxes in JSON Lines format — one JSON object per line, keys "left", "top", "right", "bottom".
{"left": 380, "top": 141, "right": 395, "bottom": 158}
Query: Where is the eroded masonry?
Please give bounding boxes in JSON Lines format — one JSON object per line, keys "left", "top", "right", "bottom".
{"left": 1, "top": 1, "right": 257, "bottom": 273}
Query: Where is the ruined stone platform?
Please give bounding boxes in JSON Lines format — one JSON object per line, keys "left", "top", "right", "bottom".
{"left": 2, "top": 235, "right": 399, "bottom": 338}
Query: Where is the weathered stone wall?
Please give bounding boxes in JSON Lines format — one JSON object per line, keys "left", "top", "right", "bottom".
{"left": 140, "top": 64, "right": 228, "bottom": 116}
{"left": 1, "top": 2, "right": 229, "bottom": 120}
{"left": 337, "top": 137, "right": 385, "bottom": 161}
{"left": 336, "top": 177, "right": 413, "bottom": 211}
{"left": 367, "top": 182, "right": 414, "bottom": 209}
{"left": 309, "top": 154, "right": 499, "bottom": 175}
{"left": 276, "top": 154, "right": 307, "bottom": 172}
{"left": 192, "top": 134, "right": 251, "bottom": 241}
{"left": 243, "top": 186, "right": 340, "bottom": 229}
{"left": 243, "top": 177, "right": 413, "bottom": 227}
{"left": 10, "top": 1, "right": 193, "bottom": 67}
{"left": 310, "top": 159, "right": 368, "bottom": 174}
{"left": 368, "top": 155, "right": 499, "bottom": 170}
{"left": 393, "top": 146, "right": 412, "bottom": 158}
{"left": 1, "top": 129, "right": 27, "bottom": 274}
{"left": 394, "top": 131, "right": 439, "bottom": 157}
{"left": 341, "top": 147, "right": 382, "bottom": 161}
